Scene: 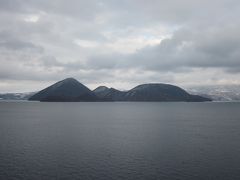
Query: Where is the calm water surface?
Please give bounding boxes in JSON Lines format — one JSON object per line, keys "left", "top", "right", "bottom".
{"left": 0, "top": 102, "right": 240, "bottom": 180}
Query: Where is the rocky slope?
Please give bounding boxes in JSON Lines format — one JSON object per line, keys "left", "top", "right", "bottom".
{"left": 29, "top": 78, "right": 98, "bottom": 102}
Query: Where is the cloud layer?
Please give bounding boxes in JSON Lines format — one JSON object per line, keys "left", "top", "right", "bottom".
{"left": 0, "top": 0, "right": 240, "bottom": 92}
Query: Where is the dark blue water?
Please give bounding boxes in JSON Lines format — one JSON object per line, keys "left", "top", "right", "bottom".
{"left": 0, "top": 102, "right": 240, "bottom": 180}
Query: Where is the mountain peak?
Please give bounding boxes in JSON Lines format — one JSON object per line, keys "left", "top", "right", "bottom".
{"left": 29, "top": 78, "right": 211, "bottom": 102}
{"left": 62, "top": 77, "right": 77, "bottom": 81}
{"left": 59, "top": 77, "right": 79, "bottom": 84}
{"left": 94, "top": 86, "right": 109, "bottom": 93}
{"left": 29, "top": 78, "right": 97, "bottom": 102}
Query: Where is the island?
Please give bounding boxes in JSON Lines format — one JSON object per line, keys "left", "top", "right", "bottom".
{"left": 29, "top": 78, "right": 211, "bottom": 102}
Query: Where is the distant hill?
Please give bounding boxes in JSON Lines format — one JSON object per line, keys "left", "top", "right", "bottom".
{"left": 0, "top": 92, "right": 36, "bottom": 101}
{"left": 29, "top": 78, "right": 98, "bottom": 102}
{"left": 187, "top": 85, "right": 240, "bottom": 101}
{"left": 94, "top": 84, "right": 211, "bottom": 102}
{"left": 28, "top": 78, "right": 211, "bottom": 102}
{"left": 93, "top": 86, "right": 126, "bottom": 101}
{"left": 123, "top": 84, "right": 210, "bottom": 102}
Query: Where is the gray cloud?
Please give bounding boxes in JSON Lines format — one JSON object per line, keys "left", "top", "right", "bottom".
{"left": 0, "top": 0, "right": 240, "bottom": 92}
{"left": 85, "top": 24, "right": 240, "bottom": 72}
{"left": 0, "top": 30, "right": 42, "bottom": 48}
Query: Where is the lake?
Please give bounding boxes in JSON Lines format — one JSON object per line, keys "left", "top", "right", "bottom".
{"left": 0, "top": 102, "right": 240, "bottom": 179}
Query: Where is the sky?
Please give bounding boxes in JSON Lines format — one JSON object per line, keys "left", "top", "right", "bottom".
{"left": 0, "top": 0, "right": 240, "bottom": 92}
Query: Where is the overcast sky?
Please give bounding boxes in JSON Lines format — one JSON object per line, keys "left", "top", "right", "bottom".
{"left": 0, "top": 0, "right": 240, "bottom": 92}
